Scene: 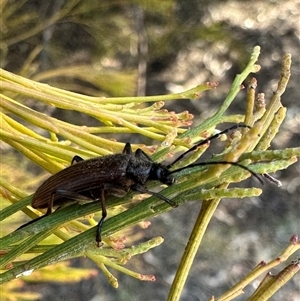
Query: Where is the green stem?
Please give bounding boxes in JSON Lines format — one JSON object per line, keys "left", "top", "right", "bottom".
{"left": 180, "top": 46, "right": 261, "bottom": 139}
{"left": 167, "top": 198, "right": 221, "bottom": 301}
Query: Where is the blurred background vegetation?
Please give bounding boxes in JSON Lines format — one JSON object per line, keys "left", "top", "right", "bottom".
{"left": 1, "top": 0, "right": 299, "bottom": 300}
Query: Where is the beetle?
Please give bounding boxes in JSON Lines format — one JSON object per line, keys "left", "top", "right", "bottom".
{"left": 26, "top": 123, "right": 262, "bottom": 246}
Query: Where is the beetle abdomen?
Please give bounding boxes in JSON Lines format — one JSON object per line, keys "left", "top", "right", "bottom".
{"left": 31, "top": 153, "right": 132, "bottom": 209}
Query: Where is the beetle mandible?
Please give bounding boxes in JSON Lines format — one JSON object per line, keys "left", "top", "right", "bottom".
{"left": 28, "top": 123, "right": 262, "bottom": 246}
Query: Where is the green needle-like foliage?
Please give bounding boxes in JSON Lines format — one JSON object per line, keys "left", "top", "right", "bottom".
{"left": 0, "top": 46, "right": 299, "bottom": 301}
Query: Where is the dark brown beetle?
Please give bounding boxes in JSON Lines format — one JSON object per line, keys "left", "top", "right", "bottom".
{"left": 28, "top": 124, "right": 262, "bottom": 246}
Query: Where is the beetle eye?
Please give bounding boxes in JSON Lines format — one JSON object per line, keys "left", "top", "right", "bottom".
{"left": 156, "top": 168, "right": 162, "bottom": 179}
{"left": 150, "top": 165, "right": 173, "bottom": 185}
{"left": 158, "top": 169, "right": 174, "bottom": 185}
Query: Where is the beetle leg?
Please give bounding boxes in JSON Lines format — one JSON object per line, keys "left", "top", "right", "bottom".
{"left": 71, "top": 155, "right": 84, "bottom": 165}
{"left": 18, "top": 189, "right": 108, "bottom": 246}
{"left": 45, "top": 190, "right": 55, "bottom": 215}
{"left": 16, "top": 189, "right": 85, "bottom": 231}
{"left": 16, "top": 214, "right": 47, "bottom": 230}
{"left": 96, "top": 189, "right": 107, "bottom": 247}
{"left": 132, "top": 184, "right": 177, "bottom": 208}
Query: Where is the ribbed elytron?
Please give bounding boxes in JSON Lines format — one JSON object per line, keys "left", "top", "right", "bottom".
{"left": 28, "top": 124, "right": 261, "bottom": 246}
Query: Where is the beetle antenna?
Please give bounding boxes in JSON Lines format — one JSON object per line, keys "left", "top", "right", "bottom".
{"left": 167, "top": 123, "right": 250, "bottom": 169}
{"left": 169, "top": 161, "right": 264, "bottom": 185}
{"left": 263, "top": 173, "right": 282, "bottom": 187}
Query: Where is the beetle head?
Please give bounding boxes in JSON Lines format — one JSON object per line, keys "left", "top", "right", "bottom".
{"left": 150, "top": 164, "right": 175, "bottom": 186}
